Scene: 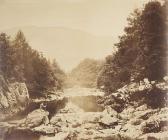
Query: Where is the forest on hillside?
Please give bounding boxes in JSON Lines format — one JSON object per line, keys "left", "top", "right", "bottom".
{"left": 0, "top": 31, "right": 66, "bottom": 98}
{"left": 65, "top": 58, "right": 103, "bottom": 88}
{"left": 97, "top": 1, "right": 167, "bottom": 93}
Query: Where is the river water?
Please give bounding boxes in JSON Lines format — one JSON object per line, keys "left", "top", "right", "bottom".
{"left": 3, "top": 87, "right": 106, "bottom": 140}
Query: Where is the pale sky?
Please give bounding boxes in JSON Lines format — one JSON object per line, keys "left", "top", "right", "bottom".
{"left": 0, "top": 0, "right": 151, "bottom": 71}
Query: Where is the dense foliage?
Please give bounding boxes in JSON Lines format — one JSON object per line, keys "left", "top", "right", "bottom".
{"left": 0, "top": 31, "right": 64, "bottom": 98}
{"left": 66, "top": 58, "right": 103, "bottom": 88}
{"left": 97, "top": 1, "right": 167, "bottom": 93}
{"left": 51, "top": 59, "right": 67, "bottom": 89}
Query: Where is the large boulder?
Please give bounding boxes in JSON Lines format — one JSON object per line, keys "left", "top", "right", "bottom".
{"left": 140, "top": 108, "right": 168, "bottom": 134}
{"left": 22, "top": 109, "right": 49, "bottom": 128}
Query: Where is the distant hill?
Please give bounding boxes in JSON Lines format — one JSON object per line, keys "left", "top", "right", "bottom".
{"left": 65, "top": 58, "right": 104, "bottom": 88}
{"left": 0, "top": 26, "right": 115, "bottom": 71}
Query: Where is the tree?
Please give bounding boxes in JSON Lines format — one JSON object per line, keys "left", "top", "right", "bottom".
{"left": 132, "top": 1, "right": 167, "bottom": 80}
{"left": 51, "top": 59, "right": 66, "bottom": 89}
{"left": 0, "top": 33, "right": 12, "bottom": 78}
{"left": 11, "top": 30, "right": 29, "bottom": 81}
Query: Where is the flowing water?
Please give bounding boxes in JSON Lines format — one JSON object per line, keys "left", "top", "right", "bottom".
{"left": 3, "top": 87, "right": 106, "bottom": 140}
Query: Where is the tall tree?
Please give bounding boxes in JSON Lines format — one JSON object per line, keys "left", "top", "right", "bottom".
{"left": 0, "top": 33, "right": 12, "bottom": 79}
{"left": 51, "top": 59, "right": 66, "bottom": 89}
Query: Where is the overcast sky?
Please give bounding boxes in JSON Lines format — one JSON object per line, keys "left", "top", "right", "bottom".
{"left": 0, "top": 0, "right": 150, "bottom": 35}
{"left": 0, "top": 0, "right": 151, "bottom": 71}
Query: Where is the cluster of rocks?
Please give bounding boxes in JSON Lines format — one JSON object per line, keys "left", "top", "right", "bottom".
{"left": 2, "top": 107, "right": 130, "bottom": 140}
{"left": 98, "top": 77, "right": 168, "bottom": 112}
{"left": 0, "top": 75, "right": 29, "bottom": 121}
{"left": 0, "top": 77, "right": 168, "bottom": 140}
{"left": 97, "top": 77, "right": 168, "bottom": 139}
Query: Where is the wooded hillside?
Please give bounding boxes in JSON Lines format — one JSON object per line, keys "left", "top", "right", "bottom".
{"left": 66, "top": 58, "right": 103, "bottom": 88}
{"left": 97, "top": 1, "right": 167, "bottom": 93}
{"left": 0, "top": 31, "right": 65, "bottom": 98}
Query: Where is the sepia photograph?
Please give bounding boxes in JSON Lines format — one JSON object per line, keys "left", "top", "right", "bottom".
{"left": 0, "top": 0, "right": 167, "bottom": 139}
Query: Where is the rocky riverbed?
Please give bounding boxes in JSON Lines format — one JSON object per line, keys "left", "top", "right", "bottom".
{"left": 0, "top": 79, "right": 168, "bottom": 140}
